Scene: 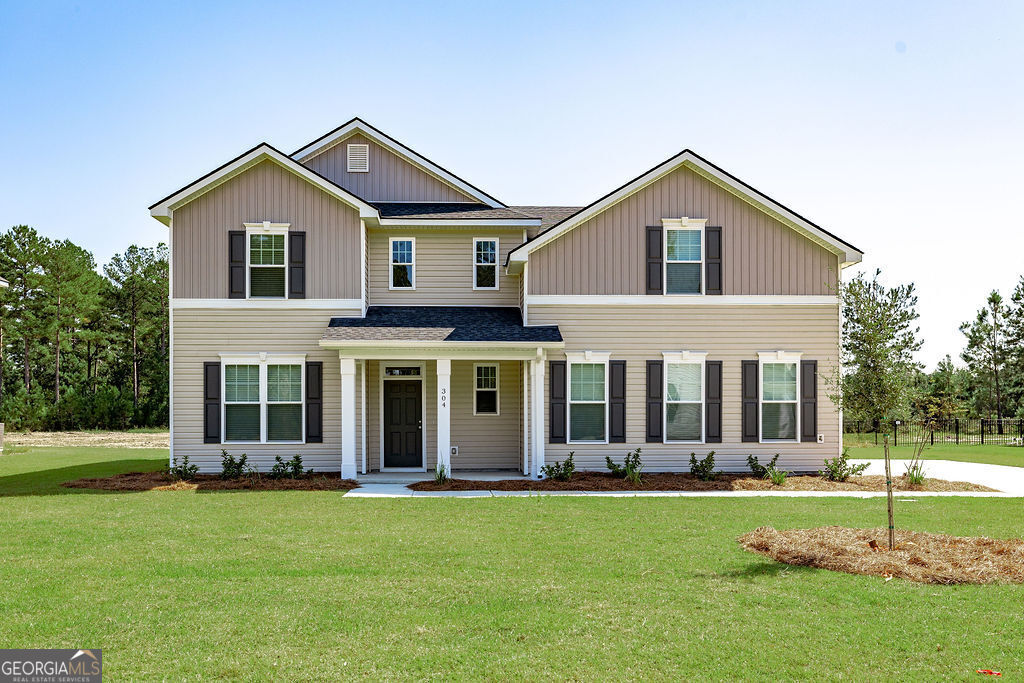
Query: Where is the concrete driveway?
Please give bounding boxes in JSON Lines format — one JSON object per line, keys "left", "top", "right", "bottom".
{"left": 854, "top": 459, "right": 1024, "bottom": 495}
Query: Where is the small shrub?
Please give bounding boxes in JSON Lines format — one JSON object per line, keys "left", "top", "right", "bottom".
{"left": 689, "top": 451, "right": 720, "bottom": 481}
{"left": 220, "top": 450, "right": 248, "bottom": 480}
{"left": 905, "top": 462, "right": 926, "bottom": 486}
{"left": 287, "top": 455, "right": 305, "bottom": 478}
{"left": 434, "top": 462, "right": 449, "bottom": 484}
{"left": 269, "top": 455, "right": 290, "bottom": 480}
{"left": 819, "top": 448, "right": 868, "bottom": 482}
{"left": 541, "top": 452, "right": 575, "bottom": 481}
{"left": 607, "top": 448, "right": 643, "bottom": 484}
{"left": 168, "top": 455, "right": 199, "bottom": 481}
{"left": 747, "top": 453, "right": 780, "bottom": 478}
{"left": 764, "top": 465, "right": 788, "bottom": 486}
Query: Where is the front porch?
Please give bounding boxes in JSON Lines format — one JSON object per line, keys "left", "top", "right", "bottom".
{"left": 320, "top": 306, "right": 563, "bottom": 479}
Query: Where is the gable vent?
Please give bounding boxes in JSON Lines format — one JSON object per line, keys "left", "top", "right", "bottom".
{"left": 347, "top": 143, "right": 369, "bottom": 173}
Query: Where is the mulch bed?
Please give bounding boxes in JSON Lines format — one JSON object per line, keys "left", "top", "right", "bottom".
{"left": 739, "top": 526, "right": 1024, "bottom": 584}
{"left": 408, "top": 472, "right": 995, "bottom": 492}
{"left": 63, "top": 471, "right": 359, "bottom": 492}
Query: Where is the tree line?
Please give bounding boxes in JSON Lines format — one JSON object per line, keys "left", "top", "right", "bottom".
{"left": 0, "top": 225, "right": 168, "bottom": 430}
{"left": 837, "top": 269, "right": 1024, "bottom": 427}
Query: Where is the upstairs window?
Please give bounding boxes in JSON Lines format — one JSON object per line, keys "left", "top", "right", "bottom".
{"left": 473, "top": 238, "right": 498, "bottom": 290}
{"left": 248, "top": 230, "right": 287, "bottom": 298}
{"left": 665, "top": 227, "right": 702, "bottom": 294}
{"left": 390, "top": 238, "right": 415, "bottom": 289}
{"left": 474, "top": 364, "right": 499, "bottom": 415}
{"left": 761, "top": 359, "right": 799, "bottom": 441}
{"left": 347, "top": 143, "right": 369, "bottom": 172}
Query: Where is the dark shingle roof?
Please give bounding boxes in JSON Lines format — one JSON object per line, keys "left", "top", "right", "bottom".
{"left": 324, "top": 306, "right": 562, "bottom": 343}
{"left": 510, "top": 206, "right": 584, "bottom": 231}
{"left": 374, "top": 203, "right": 537, "bottom": 221}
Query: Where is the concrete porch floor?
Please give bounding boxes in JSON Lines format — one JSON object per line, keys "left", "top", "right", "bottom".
{"left": 355, "top": 470, "right": 530, "bottom": 484}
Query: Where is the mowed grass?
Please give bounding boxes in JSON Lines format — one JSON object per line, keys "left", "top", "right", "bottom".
{"left": 1, "top": 447, "right": 1023, "bottom": 679}
{"left": 849, "top": 442, "right": 1024, "bottom": 468}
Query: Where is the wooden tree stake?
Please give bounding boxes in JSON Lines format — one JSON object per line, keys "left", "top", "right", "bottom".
{"left": 884, "top": 434, "right": 895, "bottom": 551}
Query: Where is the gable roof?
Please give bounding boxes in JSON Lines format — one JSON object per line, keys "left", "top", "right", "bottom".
{"left": 291, "top": 117, "right": 505, "bottom": 209}
{"left": 148, "top": 143, "right": 378, "bottom": 225}
{"left": 506, "top": 149, "right": 864, "bottom": 270}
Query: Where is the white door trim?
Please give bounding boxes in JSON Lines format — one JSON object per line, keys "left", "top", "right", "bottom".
{"left": 379, "top": 361, "right": 427, "bottom": 472}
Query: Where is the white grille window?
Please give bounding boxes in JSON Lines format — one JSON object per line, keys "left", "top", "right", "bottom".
{"left": 347, "top": 143, "right": 369, "bottom": 173}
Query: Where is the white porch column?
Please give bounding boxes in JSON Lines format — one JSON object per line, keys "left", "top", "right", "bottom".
{"left": 530, "top": 353, "right": 546, "bottom": 479}
{"left": 436, "top": 358, "right": 452, "bottom": 475}
{"left": 340, "top": 357, "right": 357, "bottom": 479}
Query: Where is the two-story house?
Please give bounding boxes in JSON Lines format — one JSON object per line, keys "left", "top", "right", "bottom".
{"left": 150, "top": 118, "right": 862, "bottom": 478}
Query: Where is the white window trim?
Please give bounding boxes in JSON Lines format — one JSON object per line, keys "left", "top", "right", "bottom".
{"left": 473, "top": 363, "right": 500, "bottom": 415}
{"left": 663, "top": 217, "right": 706, "bottom": 296}
{"left": 472, "top": 237, "right": 499, "bottom": 291}
{"left": 347, "top": 143, "right": 369, "bottom": 173}
{"left": 758, "top": 351, "right": 802, "bottom": 444}
{"left": 389, "top": 237, "right": 416, "bottom": 290}
{"left": 565, "top": 351, "right": 611, "bottom": 445}
{"left": 662, "top": 351, "right": 707, "bottom": 444}
{"left": 243, "top": 222, "right": 290, "bottom": 300}
{"left": 219, "top": 352, "right": 307, "bottom": 445}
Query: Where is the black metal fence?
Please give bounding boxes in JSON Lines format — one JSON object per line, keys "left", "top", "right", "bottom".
{"left": 843, "top": 418, "right": 1024, "bottom": 447}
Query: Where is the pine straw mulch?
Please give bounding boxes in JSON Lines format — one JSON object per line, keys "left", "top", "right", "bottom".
{"left": 408, "top": 472, "right": 995, "bottom": 492}
{"left": 738, "top": 526, "right": 1024, "bottom": 584}
{"left": 62, "top": 471, "right": 359, "bottom": 492}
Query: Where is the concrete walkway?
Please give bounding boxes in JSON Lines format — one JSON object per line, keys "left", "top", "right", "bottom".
{"left": 342, "top": 459, "right": 1024, "bottom": 498}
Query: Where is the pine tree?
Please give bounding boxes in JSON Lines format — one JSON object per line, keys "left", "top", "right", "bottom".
{"left": 960, "top": 291, "right": 1008, "bottom": 420}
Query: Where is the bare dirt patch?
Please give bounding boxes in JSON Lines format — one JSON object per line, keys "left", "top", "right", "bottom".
{"left": 408, "top": 472, "right": 995, "bottom": 492}
{"left": 739, "top": 525, "right": 1024, "bottom": 584}
{"left": 63, "top": 471, "right": 358, "bottom": 492}
{"left": 7, "top": 431, "right": 169, "bottom": 449}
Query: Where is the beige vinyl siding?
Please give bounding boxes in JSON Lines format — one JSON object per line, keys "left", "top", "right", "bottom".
{"left": 529, "top": 303, "right": 841, "bottom": 473}
{"left": 171, "top": 308, "right": 363, "bottom": 473}
{"left": 301, "top": 133, "right": 475, "bottom": 202}
{"left": 529, "top": 164, "right": 839, "bottom": 296}
{"left": 364, "top": 360, "right": 523, "bottom": 471}
{"left": 172, "top": 160, "right": 362, "bottom": 299}
{"left": 367, "top": 228, "right": 523, "bottom": 306}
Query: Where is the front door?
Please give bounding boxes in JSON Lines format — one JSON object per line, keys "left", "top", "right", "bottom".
{"left": 383, "top": 380, "right": 423, "bottom": 468}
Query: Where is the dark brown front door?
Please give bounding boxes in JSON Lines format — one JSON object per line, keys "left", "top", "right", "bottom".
{"left": 383, "top": 380, "right": 422, "bottom": 468}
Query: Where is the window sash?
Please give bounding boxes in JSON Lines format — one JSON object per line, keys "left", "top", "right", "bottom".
{"left": 473, "top": 239, "right": 498, "bottom": 290}
{"left": 474, "top": 364, "right": 499, "bottom": 415}
{"left": 665, "top": 362, "right": 703, "bottom": 442}
{"left": 760, "top": 361, "right": 799, "bottom": 441}
{"left": 568, "top": 362, "right": 607, "bottom": 442}
{"left": 223, "top": 359, "right": 305, "bottom": 444}
{"left": 665, "top": 228, "right": 702, "bottom": 295}
{"left": 247, "top": 231, "right": 287, "bottom": 298}
{"left": 390, "top": 238, "right": 415, "bottom": 289}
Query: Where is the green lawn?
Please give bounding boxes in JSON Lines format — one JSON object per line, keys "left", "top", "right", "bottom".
{"left": 848, "top": 442, "right": 1024, "bottom": 468}
{"left": 1, "top": 447, "right": 1022, "bottom": 679}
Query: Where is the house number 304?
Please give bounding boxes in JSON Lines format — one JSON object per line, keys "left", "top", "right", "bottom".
{"left": 440, "top": 387, "right": 447, "bottom": 408}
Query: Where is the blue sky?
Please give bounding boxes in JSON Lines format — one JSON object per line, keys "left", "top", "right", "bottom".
{"left": 1, "top": 0, "right": 1021, "bottom": 367}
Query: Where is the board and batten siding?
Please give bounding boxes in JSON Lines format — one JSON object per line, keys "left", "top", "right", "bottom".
{"left": 300, "top": 133, "right": 475, "bottom": 203}
{"left": 364, "top": 360, "right": 523, "bottom": 471}
{"left": 529, "top": 303, "right": 841, "bottom": 472}
{"left": 367, "top": 228, "right": 523, "bottom": 306}
{"left": 171, "top": 308, "right": 363, "bottom": 472}
{"left": 171, "top": 160, "right": 362, "bottom": 299}
{"left": 528, "top": 164, "right": 840, "bottom": 296}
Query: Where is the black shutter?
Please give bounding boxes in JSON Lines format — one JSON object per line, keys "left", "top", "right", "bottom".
{"left": 549, "top": 361, "right": 566, "bottom": 443}
{"left": 228, "top": 230, "right": 246, "bottom": 299}
{"left": 800, "top": 360, "right": 818, "bottom": 443}
{"left": 289, "top": 231, "right": 306, "bottom": 299}
{"left": 306, "top": 361, "right": 323, "bottom": 443}
{"left": 705, "top": 226, "right": 722, "bottom": 295}
{"left": 609, "top": 360, "right": 626, "bottom": 443}
{"left": 741, "top": 360, "right": 759, "bottom": 442}
{"left": 705, "top": 360, "right": 722, "bottom": 443}
{"left": 203, "top": 362, "right": 221, "bottom": 443}
{"left": 646, "top": 360, "right": 663, "bottom": 442}
{"left": 646, "top": 226, "right": 663, "bottom": 295}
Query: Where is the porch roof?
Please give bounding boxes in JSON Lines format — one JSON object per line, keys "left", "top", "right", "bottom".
{"left": 322, "top": 306, "right": 562, "bottom": 345}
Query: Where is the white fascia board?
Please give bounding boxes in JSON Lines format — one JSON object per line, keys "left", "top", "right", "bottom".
{"left": 525, "top": 295, "right": 838, "bottom": 306}
{"left": 322, "top": 345, "right": 557, "bottom": 361}
{"left": 171, "top": 298, "right": 364, "bottom": 310}
{"left": 507, "top": 151, "right": 863, "bottom": 267}
{"left": 149, "top": 145, "right": 379, "bottom": 223}
{"left": 320, "top": 339, "right": 564, "bottom": 350}
{"left": 291, "top": 120, "right": 504, "bottom": 209}
{"left": 374, "top": 218, "right": 541, "bottom": 228}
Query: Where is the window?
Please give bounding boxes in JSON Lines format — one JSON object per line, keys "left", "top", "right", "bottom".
{"left": 473, "top": 238, "right": 498, "bottom": 290}
{"left": 665, "top": 228, "right": 702, "bottom": 294}
{"left": 665, "top": 358, "right": 704, "bottom": 442}
{"left": 761, "top": 355, "right": 799, "bottom": 441}
{"left": 390, "top": 238, "right": 415, "bottom": 289}
{"left": 347, "top": 143, "right": 369, "bottom": 172}
{"left": 222, "top": 354, "right": 305, "bottom": 443}
{"left": 474, "top": 364, "right": 499, "bottom": 415}
{"left": 248, "top": 228, "right": 287, "bottom": 298}
{"left": 568, "top": 355, "right": 609, "bottom": 442}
